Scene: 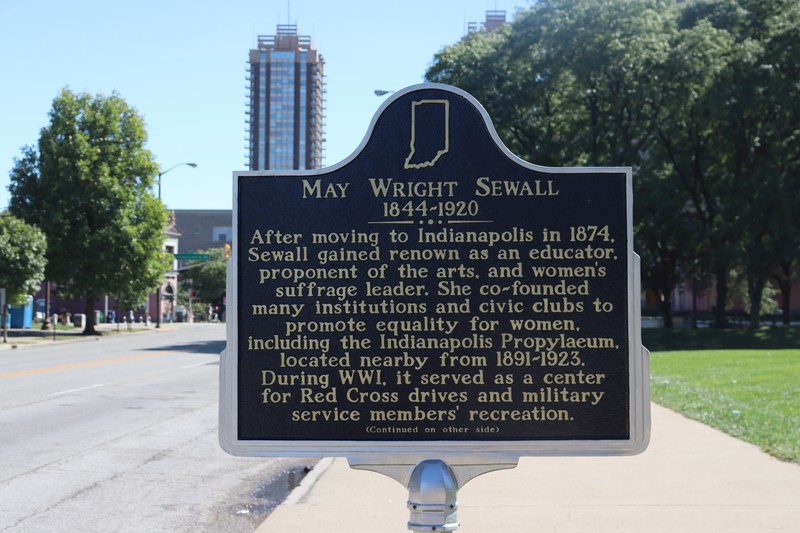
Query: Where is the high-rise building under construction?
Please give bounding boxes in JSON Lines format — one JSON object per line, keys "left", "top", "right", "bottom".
{"left": 246, "top": 24, "right": 325, "bottom": 170}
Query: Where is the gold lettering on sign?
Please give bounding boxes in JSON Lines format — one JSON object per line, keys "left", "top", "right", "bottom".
{"left": 242, "top": 172, "right": 626, "bottom": 439}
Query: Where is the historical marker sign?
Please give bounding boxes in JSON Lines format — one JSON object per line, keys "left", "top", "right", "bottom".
{"left": 220, "top": 84, "right": 649, "bottom": 458}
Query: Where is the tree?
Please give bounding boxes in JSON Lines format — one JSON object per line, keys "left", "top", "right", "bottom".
{"left": 179, "top": 248, "right": 227, "bottom": 321}
{"left": 634, "top": 161, "right": 701, "bottom": 328}
{"left": 763, "top": 2, "right": 800, "bottom": 325}
{"left": 428, "top": 0, "right": 688, "bottom": 327}
{"left": 427, "top": 0, "right": 800, "bottom": 328}
{"left": 647, "top": 14, "right": 738, "bottom": 328}
{"left": 429, "top": 0, "right": 674, "bottom": 167}
{"left": 0, "top": 214, "right": 47, "bottom": 305}
{"left": 677, "top": 0, "right": 800, "bottom": 328}
{"left": 8, "top": 88, "right": 169, "bottom": 334}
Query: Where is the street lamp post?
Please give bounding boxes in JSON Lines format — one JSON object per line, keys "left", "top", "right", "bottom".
{"left": 157, "top": 162, "right": 197, "bottom": 201}
{"left": 155, "top": 162, "right": 197, "bottom": 329}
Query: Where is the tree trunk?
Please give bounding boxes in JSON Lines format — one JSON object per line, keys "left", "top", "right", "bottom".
{"left": 747, "top": 274, "right": 764, "bottom": 330}
{"left": 714, "top": 268, "right": 728, "bottom": 328}
{"left": 83, "top": 294, "right": 97, "bottom": 335}
{"left": 780, "top": 278, "right": 791, "bottom": 326}
{"left": 777, "top": 264, "right": 793, "bottom": 326}
{"left": 661, "top": 290, "right": 674, "bottom": 328}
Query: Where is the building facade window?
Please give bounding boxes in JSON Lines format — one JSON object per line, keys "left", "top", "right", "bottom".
{"left": 213, "top": 226, "right": 232, "bottom": 243}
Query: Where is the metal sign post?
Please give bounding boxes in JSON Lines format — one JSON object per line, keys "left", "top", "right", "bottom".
{"left": 220, "top": 84, "right": 650, "bottom": 531}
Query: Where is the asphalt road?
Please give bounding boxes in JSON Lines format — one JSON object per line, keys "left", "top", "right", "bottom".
{"left": 0, "top": 324, "right": 313, "bottom": 532}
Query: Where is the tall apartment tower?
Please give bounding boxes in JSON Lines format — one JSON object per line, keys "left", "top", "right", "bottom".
{"left": 246, "top": 25, "right": 325, "bottom": 170}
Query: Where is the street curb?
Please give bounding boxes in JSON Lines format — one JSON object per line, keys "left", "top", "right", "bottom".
{"left": 0, "top": 333, "right": 106, "bottom": 351}
{"left": 283, "top": 457, "right": 335, "bottom": 505}
{"left": 0, "top": 324, "right": 188, "bottom": 351}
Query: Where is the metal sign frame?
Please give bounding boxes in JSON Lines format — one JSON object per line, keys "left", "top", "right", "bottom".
{"left": 219, "top": 84, "right": 650, "bottom": 462}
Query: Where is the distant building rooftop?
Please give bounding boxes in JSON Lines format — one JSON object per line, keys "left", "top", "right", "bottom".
{"left": 468, "top": 10, "right": 507, "bottom": 33}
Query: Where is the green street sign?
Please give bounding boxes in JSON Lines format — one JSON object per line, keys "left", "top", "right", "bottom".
{"left": 174, "top": 253, "right": 211, "bottom": 261}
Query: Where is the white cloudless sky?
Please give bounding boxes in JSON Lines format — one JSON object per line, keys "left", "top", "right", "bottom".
{"left": 0, "top": 0, "right": 521, "bottom": 210}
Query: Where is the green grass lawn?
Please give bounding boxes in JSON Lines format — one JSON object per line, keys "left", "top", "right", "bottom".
{"left": 644, "top": 328, "right": 800, "bottom": 464}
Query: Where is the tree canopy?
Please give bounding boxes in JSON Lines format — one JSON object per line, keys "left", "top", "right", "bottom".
{"left": 179, "top": 247, "right": 227, "bottom": 320}
{"left": 8, "top": 88, "right": 170, "bottom": 334}
{"left": 0, "top": 214, "right": 47, "bottom": 305}
{"left": 426, "top": 0, "right": 800, "bottom": 328}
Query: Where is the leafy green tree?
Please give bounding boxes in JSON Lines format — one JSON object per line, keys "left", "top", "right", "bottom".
{"left": 0, "top": 214, "right": 47, "bottom": 305}
{"left": 677, "top": 0, "right": 800, "bottom": 328}
{"left": 8, "top": 88, "right": 169, "bottom": 334}
{"left": 762, "top": 2, "right": 800, "bottom": 325}
{"left": 427, "top": 0, "right": 800, "bottom": 328}
{"left": 178, "top": 248, "right": 227, "bottom": 320}
{"left": 430, "top": 0, "right": 673, "bottom": 167}
{"left": 634, "top": 161, "right": 702, "bottom": 328}
{"left": 647, "top": 14, "right": 738, "bottom": 327}
{"left": 428, "top": 0, "right": 688, "bottom": 327}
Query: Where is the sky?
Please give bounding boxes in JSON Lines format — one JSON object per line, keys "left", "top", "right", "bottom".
{"left": 0, "top": 0, "right": 521, "bottom": 211}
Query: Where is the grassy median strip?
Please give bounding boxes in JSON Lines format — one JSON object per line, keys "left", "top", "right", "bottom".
{"left": 644, "top": 328, "right": 800, "bottom": 464}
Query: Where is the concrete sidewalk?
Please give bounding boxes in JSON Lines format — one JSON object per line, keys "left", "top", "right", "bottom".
{"left": 256, "top": 404, "right": 800, "bottom": 532}
{"left": 0, "top": 321, "right": 196, "bottom": 350}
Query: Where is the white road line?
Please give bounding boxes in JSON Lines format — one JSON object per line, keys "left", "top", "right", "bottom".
{"left": 49, "top": 383, "right": 110, "bottom": 396}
